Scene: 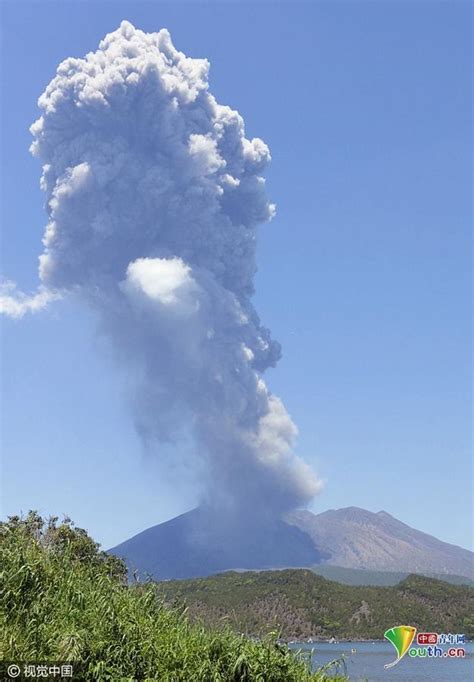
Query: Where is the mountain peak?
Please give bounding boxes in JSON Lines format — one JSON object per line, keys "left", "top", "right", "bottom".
{"left": 286, "top": 507, "right": 473, "bottom": 580}
{"left": 110, "top": 506, "right": 474, "bottom": 582}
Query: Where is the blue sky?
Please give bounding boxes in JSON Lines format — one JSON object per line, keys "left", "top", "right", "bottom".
{"left": 1, "top": 1, "right": 472, "bottom": 550}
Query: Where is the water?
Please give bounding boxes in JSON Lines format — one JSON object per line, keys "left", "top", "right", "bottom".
{"left": 289, "top": 641, "right": 474, "bottom": 681}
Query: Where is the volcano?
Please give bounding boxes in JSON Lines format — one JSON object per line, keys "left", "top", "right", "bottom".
{"left": 109, "top": 506, "right": 473, "bottom": 582}
{"left": 109, "top": 507, "right": 327, "bottom": 580}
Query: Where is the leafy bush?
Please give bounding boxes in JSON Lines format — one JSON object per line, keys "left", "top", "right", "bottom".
{"left": 0, "top": 513, "right": 345, "bottom": 681}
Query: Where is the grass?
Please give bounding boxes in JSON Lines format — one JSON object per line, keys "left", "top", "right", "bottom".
{"left": 0, "top": 512, "right": 347, "bottom": 681}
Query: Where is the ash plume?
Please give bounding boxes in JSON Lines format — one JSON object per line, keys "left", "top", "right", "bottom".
{"left": 2, "top": 21, "right": 322, "bottom": 516}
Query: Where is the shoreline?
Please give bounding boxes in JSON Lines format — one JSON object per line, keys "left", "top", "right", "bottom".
{"left": 283, "top": 638, "right": 473, "bottom": 645}
{"left": 283, "top": 638, "right": 385, "bottom": 645}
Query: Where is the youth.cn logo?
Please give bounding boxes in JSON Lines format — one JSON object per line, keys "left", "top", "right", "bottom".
{"left": 384, "top": 625, "right": 416, "bottom": 668}
{"left": 384, "top": 626, "right": 466, "bottom": 669}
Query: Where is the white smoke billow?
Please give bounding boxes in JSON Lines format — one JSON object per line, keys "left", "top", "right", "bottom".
{"left": 0, "top": 280, "right": 60, "bottom": 318}
{"left": 3, "top": 21, "right": 322, "bottom": 516}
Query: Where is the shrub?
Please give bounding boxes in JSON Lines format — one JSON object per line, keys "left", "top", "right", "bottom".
{"left": 0, "top": 513, "right": 346, "bottom": 681}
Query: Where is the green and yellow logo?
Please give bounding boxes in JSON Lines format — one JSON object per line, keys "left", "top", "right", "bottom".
{"left": 384, "top": 625, "right": 417, "bottom": 669}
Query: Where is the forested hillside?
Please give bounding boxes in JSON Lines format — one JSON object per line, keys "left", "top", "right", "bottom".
{"left": 160, "top": 569, "right": 474, "bottom": 640}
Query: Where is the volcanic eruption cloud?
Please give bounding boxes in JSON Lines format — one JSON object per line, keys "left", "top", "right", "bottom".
{"left": 2, "top": 22, "right": 322, "bottom": 518}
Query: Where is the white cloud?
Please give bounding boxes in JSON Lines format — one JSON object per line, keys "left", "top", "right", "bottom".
{"left": 123, "top": 257, "right": 200, "bottom": 316}
{"left": 0, "top": 281, "right": 60, "bottom": 319}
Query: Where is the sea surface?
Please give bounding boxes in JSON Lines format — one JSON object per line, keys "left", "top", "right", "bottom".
{"left": 289, "top": 641, "right": 473, "bottom": 681}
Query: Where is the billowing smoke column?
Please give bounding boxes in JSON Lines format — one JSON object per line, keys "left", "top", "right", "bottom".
{"left": 2, "top": 22, "right": 321, "bottom": 517}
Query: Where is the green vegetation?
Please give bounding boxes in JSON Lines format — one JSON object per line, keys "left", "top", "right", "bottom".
{"left": 159, "top": 569, "right": 474, "bottom": 641}
{"left": 0, "top": 513, "right": 346, "bottom": 681}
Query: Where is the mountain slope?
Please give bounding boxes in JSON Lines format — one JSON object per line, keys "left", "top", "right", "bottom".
{"left": 158, "top": 570, "right": 474, "bottom": 640}
{"left": 109, "top": 506, "right": 473, "bottom": 581}
{"left": 110, "top": 507, "right": 326, "bottom": 580}
{"left": 286, "top": 507, "right": 473, "bottom": 579}
{"left": 308, "top": 564, "right": 473, "bottom": 587}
